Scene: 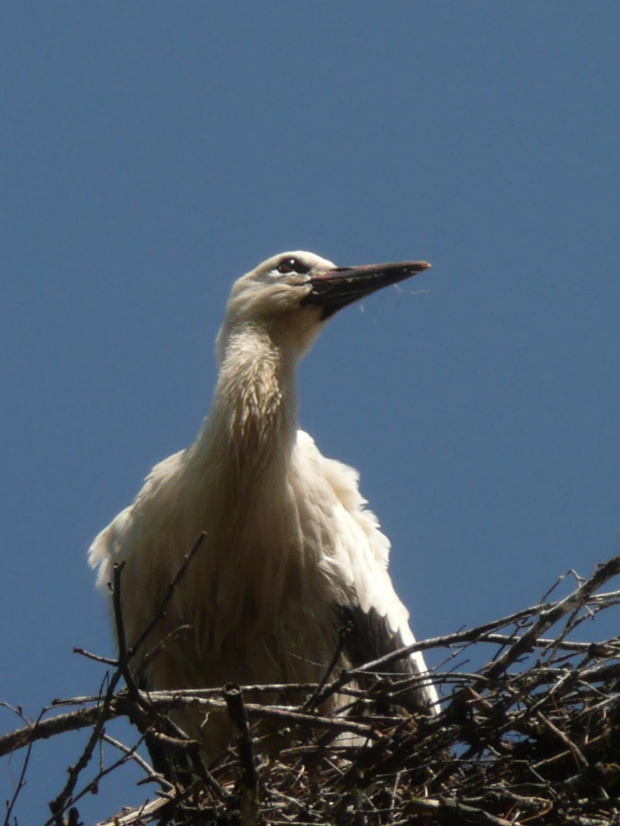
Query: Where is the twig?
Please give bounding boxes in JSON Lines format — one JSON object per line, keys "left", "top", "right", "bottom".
{"left": 48, "top": 680, "right": 120, "bottom": 825}
{"left": 2, "top": 708, "right": 44, "bottom": 826}
{"left": 100, "top": 733, "right": 175, "bottom": 793}
{"left": 224, "top": 684, "right": 260, "bottom": 825}
{"left": 303, "top": 615, "right": 352, "bottom": 712}
{"left": 45, "top": 732, "right": 154, "bottom": 826}
{"left": 129, "top": 531, "right": 206, "bottom": 660}
{"left": 72, "top": 648, "right": 118, "bottom": 666}
{"left": 310, "top": 602, "right": 563, "bottom": 707}
{"left": 133, "top": 624, "right": 193, "bottom": 684}
{"left": 482, "top": 555, "right": 620, "bottom": 684}
{"left": 536, "top": 711, "right": 589, "bottom": 771}
{"left": 405, "top": 795, "right": 515, "bottom": 825}
{"left": 143, "top": 691, "right": 381, "bottom": 740}
{"left": 0, "top": 702, "right": 122, "bottom": 758}
{"left": 112, "top": 562, "right": 140, "bottom": 700}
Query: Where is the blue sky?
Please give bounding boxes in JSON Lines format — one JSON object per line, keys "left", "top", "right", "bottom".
{"left": 2, "top": 3, "right": 619, "bottom": 821}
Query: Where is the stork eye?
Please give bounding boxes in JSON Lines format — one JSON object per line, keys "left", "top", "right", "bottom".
{"left": 277, "top": 257, "right": 309, "bottom": 275}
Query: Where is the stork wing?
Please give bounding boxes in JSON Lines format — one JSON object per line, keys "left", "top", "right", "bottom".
{"left": 88, "top": 449, "right": 187, "bottom": 590}
{"left": 295, "top": 431, "right": 438, "bottom": 713}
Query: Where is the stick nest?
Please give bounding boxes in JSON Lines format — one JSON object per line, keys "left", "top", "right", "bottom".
{"left": 2, "top": 552, "right": 620, "bottom": 826}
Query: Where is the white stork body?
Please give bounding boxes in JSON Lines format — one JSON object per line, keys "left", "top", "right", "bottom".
{"left": 89, "top": 251, "right": 438, "bottom": 760}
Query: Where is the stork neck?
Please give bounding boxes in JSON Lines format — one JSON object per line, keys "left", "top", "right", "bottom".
{"left": 199, "top": 324, "right": 299, "bottom": 470}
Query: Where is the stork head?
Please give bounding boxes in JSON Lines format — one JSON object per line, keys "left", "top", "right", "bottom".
{"left": 216, "top": 250, "right": 431, "bottom": 363}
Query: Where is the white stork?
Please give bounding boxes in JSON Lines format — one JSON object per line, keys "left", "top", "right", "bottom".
{"left": 89, "top": 251, "right": 438, "bottom": 761}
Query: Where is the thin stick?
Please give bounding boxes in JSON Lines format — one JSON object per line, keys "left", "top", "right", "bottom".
{"left": 130, "top": 532, "right": 207, "bottom": 660}
{"left": 224, "top": 684, "right": 260, "bottom": 824}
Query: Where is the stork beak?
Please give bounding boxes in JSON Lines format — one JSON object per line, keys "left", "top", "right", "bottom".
{"left": 300, "top": 260, "right": 431, "bottom": 320}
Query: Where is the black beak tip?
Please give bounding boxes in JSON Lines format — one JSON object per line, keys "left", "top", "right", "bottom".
{"left": 300, "top": 257, "right": 432, "bottom": 319}
{"left": 415, "top": 261, "right": 431, "bottom": 272}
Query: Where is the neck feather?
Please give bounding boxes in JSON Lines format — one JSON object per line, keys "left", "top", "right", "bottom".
{"left": 194, "top": 324, "right": 299, "bottom": 477}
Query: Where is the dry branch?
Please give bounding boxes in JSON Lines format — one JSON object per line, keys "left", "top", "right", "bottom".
{"left": 2, "top": 553, "right": 620, "bottom": 825}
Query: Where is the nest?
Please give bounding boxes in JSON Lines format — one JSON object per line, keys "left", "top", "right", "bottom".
{"left": 2, "top": 554, "right": 620, "bottom": 826}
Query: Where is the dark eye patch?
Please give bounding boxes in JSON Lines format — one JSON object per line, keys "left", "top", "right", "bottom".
{"left": 277, "top": 257, "right": 310, "bottom": 275}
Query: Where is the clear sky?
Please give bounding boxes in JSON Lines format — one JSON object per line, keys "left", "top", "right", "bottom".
{"left": 2, "top": 3, "right": 619, "bottom": 822}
